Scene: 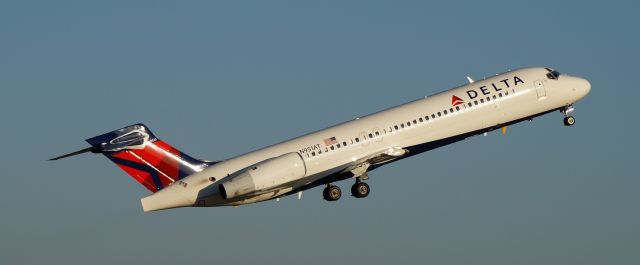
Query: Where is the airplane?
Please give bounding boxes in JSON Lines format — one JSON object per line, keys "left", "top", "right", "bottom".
{"left": 50, "top": 67, "right": 591, "bottom": 212}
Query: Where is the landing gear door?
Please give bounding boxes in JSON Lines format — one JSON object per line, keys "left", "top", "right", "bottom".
{"left": 534, "top": 80, "right": 546, "bottom": 99}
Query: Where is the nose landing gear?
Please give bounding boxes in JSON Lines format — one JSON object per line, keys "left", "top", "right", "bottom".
{"left": 561, "top": 105, "right": 576, "bottom": 126}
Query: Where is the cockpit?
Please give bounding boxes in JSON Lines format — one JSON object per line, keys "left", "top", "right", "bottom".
{"left": 545, "top": 68, "right": 561, "bottom": 80}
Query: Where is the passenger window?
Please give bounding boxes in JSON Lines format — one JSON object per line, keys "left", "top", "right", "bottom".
{"left": 413, "top": 120, "right": 417, "bottom": 124}
{"left": 493, "top": 95, "right": 497, "bottom": 99}
{"left": 426, "top": 116, "right": 430, "bottom": 121}
{"left": 311, "top": 152, "right": 316, "bottom": 156}
{"left": 375, "top": 131, "right": 380, "bottom": 136}
{"left": 443, "top": 110, "right": 448, "bottom": 115}
{"left": 369, "top": 133, "right": 373, "bottom": 138}
{"left": 486, "top": 97, "right": 490, "bottom": 102}
{"left": 474, "top": 100, "right": 478, "bottom": 105}
{"left": 355, "top": 138, "right": 360, "bottom": 142}
{"left": 505, "top": 91, "right": 509, "bottom": 95}
{"left": 499, "top": 93, "right": 503, "bottom": 97}
{"left": 343, "top": 141, "right": 347, "bottom": 146}
{"left": 468, "top": 102, "right": 472, "bottom": 107}
{"left": 337, "top": 144, "right": 341, "bottom": 148}
{"left": 449, "top": 108, "right": 454, "bottom": 113}
{"left": 401, "top": 124, "right": 405, "bottom": 128}
{"left": 419, "top": 117, "right": 423, "bottom": 122}
{"left": 480, "top": 98, "right": 484, "bottom": 103}
{"left": 437, "top": 112, "right": 441, "bottom": 117}
{"left": 431, "top": 114, "right": 436, "bottom": 118}
{"left": 330, "top": 146, "right": 335, "bottom": 150}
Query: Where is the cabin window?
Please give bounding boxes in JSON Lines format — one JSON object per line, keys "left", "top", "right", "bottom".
{"left": 449, "top": 108, "right": 454, "bottom": 113}
{"left": 407, "top": 122, "right": 411, "bottom": 127}
{"left": 318, "top": 149, "right": 322, "bottom": 154}
{"left": 355, "top": 138, "right": 360, "bottom": 142}
{"left": 493, "top": 95, "right": 497, "bottom": 100}
{"left": 425, "top": 116, "right": 430, "bottom": 121}
{"left": 343, "top": 141, "right": 347, "bottom": 146}
{"left": 456, "top": 106, "right": 460, "bottom": 111}
{"left": 443, "top": 110, "right": 448, "bottom": 115}
{"left": 468, "top": 102, "right": 472, "bottom": 107}
{"left": 375, "top": 131, "right": 380, "bottom": 136}
{"left": 505, "top": 91, "right": 509, "bottom": 96}
{"left": 431, "top": 114, "right": 436, "bottom": 119}
{"left": 480, "top": 98, "right": 484, "bottom": 103}
{"left": 311, "top": 152, "right": 316, "bottom": 156}
{"left": 401, "top": 124, "right": 405, "bottom": 128}
{"left": 419, "top": 117, "right": 423, "bottom": 122}
{"left": 394, "top": 125, "right": 398, "bottom": 130}
{"left": 369, "top": 133, "right": 373, "bottom": 138}
{"left": 337, "top": 143, "right": 341, "bottom": 148}
{"left": 330, "top": 146, "right": 335, "bottom": 150}
{"left": 413, "top": 120, "right": 417, "bottom": 124}
{"left": 437, "top": 112, "right": 441, "bottom": 117}
{"left": 499, "top": 93, "right": 503, "bottom": 97}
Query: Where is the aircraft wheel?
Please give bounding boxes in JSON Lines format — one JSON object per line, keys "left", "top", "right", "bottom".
{"left": 351, "top": 182, "right": 370, "bottom": 198}
{"left": 323, "top": 185, "right": 341, "bottom": 201}
{"left": 563, "top": 116, "right": 575, "bottom": 126}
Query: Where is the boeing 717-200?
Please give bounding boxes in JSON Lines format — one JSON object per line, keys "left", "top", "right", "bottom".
{"left": 51, "top": 67, "right": 591, "bottom": 212}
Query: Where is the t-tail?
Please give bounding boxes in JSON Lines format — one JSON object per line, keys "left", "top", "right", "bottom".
{"left": 50, "top": 124, "right": 216, "bottom": 192}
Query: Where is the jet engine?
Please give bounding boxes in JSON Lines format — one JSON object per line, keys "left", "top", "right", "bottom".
{"left": 219, "top": 152, "right": 307, "bottom": 200}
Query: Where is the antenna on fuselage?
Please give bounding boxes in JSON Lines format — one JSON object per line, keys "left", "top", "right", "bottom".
{"left": 466, "top": 76, "right": 475, "bottom": 84}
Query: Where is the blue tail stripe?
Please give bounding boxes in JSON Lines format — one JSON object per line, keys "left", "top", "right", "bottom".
{"left": 107, "top": 156, "right": 164, "bottom": 191}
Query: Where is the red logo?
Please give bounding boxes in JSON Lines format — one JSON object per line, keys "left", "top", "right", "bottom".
{"left": 451, "top": 95, "right": 465, "bottom": 106}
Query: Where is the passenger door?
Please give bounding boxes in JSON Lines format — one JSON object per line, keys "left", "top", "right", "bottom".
{"left": 534, "top": 80, "right": 546, "bottom": 99}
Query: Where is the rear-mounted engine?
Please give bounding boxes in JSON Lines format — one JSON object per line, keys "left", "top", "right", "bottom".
{"left": 219, "top": 153, "right": 307, "bottom": 200}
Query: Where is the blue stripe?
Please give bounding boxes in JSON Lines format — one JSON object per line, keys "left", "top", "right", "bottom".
{"left": 107, "top": 156, "right": 164, "bottom": 191}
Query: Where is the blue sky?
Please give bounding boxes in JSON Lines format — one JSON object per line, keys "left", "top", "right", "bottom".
{"left": 1, "top": 1, "right": 638, "bottom": 265}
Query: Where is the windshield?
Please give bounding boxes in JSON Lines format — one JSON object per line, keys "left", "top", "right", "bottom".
{"left": 545, "top": 68, "right": 561, "bottom": 80}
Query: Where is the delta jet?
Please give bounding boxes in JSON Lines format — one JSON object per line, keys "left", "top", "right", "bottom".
{"left": 51, "top": 67, "right": 591, "bottom": 212}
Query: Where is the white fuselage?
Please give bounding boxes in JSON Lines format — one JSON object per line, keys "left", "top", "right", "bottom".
{"left": 141, "top": 67, "right": 591, "bottom": 211}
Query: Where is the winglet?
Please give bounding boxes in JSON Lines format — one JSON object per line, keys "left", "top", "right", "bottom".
{"left": 466, "top": 76, "right": 475, "bottom": 84}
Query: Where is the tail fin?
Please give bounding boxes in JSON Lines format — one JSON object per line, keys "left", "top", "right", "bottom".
{"left": 52, "top": 124, "right": 216, "bottom": 192}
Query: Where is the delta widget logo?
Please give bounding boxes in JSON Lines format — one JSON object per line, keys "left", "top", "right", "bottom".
{"left": 451, "top": 95, "right": 465, "bottom": 106}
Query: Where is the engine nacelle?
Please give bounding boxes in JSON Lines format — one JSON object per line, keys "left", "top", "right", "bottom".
{"left": 219, "top": 152, "right": 307, "bottom": 200}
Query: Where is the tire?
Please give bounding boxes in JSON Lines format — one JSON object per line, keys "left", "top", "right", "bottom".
{"left": 351, "top": 182, "right": 370, "bottom": 198}
{"left": 564, "top": 116, "right": 575, "bottom": 126}
{"left": 323, "top": 185, "right": 341, "bottom": 201}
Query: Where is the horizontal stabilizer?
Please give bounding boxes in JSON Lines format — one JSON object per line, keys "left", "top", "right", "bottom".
{"left": 49, "top": 147, "right": 99, "bottom": 161}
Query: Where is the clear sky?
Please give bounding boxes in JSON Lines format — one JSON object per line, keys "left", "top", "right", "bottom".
{"left": 1, "top": 1, "right": 638, "bottom": 265}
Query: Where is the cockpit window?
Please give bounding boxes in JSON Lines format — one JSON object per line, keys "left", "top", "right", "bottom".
{"left": 545, "top": 68, "right": 561, "bottom": 80}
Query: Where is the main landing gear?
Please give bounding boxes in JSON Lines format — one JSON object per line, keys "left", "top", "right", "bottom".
{"left": 323, "top": 184, "right": 342, "bottom": 201}
{"left": 561, "top": 105, "right": 576, "bottom": 126}
{"left": 323, "top": 178, "right": 371, "bottom": 202}
{"left": 351, "top": 179, "right": 370, "bottom": 198}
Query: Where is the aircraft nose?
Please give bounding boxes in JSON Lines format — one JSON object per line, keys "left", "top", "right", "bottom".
{"left": 565, "top": 75, "right": 591, "bottom": 100}
{"left": 575, "top": 76, "right": 591, "bottom": 98}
